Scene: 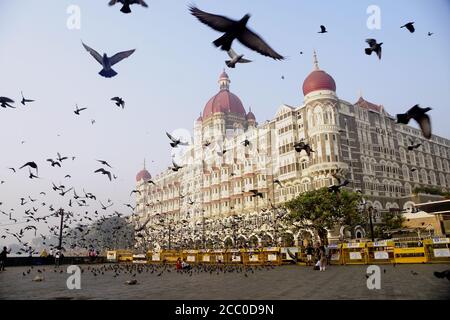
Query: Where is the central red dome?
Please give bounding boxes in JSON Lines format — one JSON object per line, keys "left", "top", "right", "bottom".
{"left": 302, "top": 70, "right": 336, "bottom": 96}
{"left": 302, "top": 51, "right": 336, "bottom": 96}
{"left": 203, "top": 71, "right": 246, "bottom": 119}
{"left": 136, "top": 169, "right": 151, "bottom": 182}
{"left": 203, "top": 90, "right": 246, "bottom": 119}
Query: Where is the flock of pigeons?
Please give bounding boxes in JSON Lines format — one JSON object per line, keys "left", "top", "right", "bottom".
{"left": 0, "top": 2, "right": 438, "bottom": 264}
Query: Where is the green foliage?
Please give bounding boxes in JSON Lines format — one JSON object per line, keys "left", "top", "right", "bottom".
{"left": 413, "top": 186, "right": 450, "bottom": 198}
{"left": 284, "top": 188, "right": 364, "bottom": 243}
{"left": 373, "top": 210, "right": 405, "bottom": 239}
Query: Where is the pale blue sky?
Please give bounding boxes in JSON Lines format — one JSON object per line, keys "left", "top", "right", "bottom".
{"left": 0, "top": 0, "right": 449, "bottom": 245}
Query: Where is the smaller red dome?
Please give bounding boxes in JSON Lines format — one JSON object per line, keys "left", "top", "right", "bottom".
{"left": 246, "top": 109, "right": 256, "bottom": 121}
{"left": 136, "top": 169, "right": 151, "bottom": 182}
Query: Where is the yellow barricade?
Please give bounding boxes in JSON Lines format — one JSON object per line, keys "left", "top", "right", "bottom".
{"left": 132, "top": 253, "right": 148, "bottom": 264}
{"left": 367, "top": 240, "right": 395, "bottom": 264}
{"left": 212, "top": 249, "right": 226, "bottom": 264}
{"left": 182, "top": 250, "right": 199, "bottom": 264}
{"left": 393, "top": 240, "right": 427, "bottom": 264}
{"left": 241, "top": 248, "right": 264, "bottom": 265}
{"left": 161, "top": 249, "right": 180, "bottom": 264}
{"left": 229, "top": 249, "right": 243, "bottom": 264}
{"left": 280, "top": 247, "right": 300, "bottom": 264}
{"left": 106, "top": 250, "right": 132, "bottom": 263}
{"left": 147, "top": 250, "right": 162, "bottom": 264}
{"left": 342, "top": 242, "right": 368, "bottom": 265}
{"left": 327, "top": 243, "right": 343, "bottom": 265}
{"left": 262, "top": 247, "right": 282, "bottom": 265}
{"left": 198, "top": 249, "right": 215, "bottom": 264}
{"left": 424, "top": 238, "right": 450, "bottom": 263}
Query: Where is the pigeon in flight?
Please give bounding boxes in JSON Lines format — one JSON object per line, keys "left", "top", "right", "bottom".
{"left": 82, "top": 42, "right": 135, "bottom": 78}
{"left": 111, "top": 97, "right": 125, "bottom": 109}
{"left": 20, "top": 92, "right": 35, "bottom": 106}
{"left": 396, "top": 105, "right": 432, "bottom": 139}
{"left": 189, "top": 6, "right": 284, "bottom": 60}
{"left": 96, "top": 160, "right": 113, "bottom": 168}
{"left": 249, "top": 189, "right": 263, "bottom": 198}
{"left": 294, "top": 141, "right": 314, "bottom": 156}
{"left": 94, "top": 168, "right": 112, "bottom": 181}
{"left": 407, "top": 139, "right": 422, "bottom": 151}
{"left": 427, "top": 32, "right": 434, "bottom": 37}
{"left": 273, "top": 179, "right": 283, "bottom": 188}
{"left": 108, "top": 0, "right": 148, "bottom": 14}
{"left": 166, "top": 132, "right": 189, "bottom": 148}
{"left": 19, "top": 162, "right": 38, "bottom": 175}
{"left": 318, "top": 25, "right": 328, "bottom": 33}
{"left": 401, "top": 22, "right": 415, "bottom": 33}
{"left": 74, "top": 104, "right": 87, "bottom": 115}
{"left": 365, "top": 39, "right": 383, "bottom": 60}
{"left": 225, "top": 48, "right": 252, "bottom": 68}
{"left": 0, "top": 97, "right": 15, "bottom": 108}
{"left": 46, "top": 159, "right": 61, "bottom": 167}
{"left": 171, "top": 159, "right": 183, "bottom": 172}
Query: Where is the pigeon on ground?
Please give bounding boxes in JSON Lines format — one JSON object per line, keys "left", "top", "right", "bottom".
{"left": 433, "top": 270, "right": 450, "bottom": 281}
{"left": 189, "top": 6, "right": 284, "bottom": 60}
{"left": 82, "top": 42, "right": 135, "bottom": 78}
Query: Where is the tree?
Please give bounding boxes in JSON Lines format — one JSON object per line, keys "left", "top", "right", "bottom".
{"left": 373, "top": 210, "right": 405, "bottom": 239}
{"left": 284, "top": 188, "right": 364, "bottom": 244}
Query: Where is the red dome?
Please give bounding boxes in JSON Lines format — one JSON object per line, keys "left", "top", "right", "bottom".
{"left": 136, "top": 169, "right": 151, "bottom": 182}
{"left": 302, "top": 70, "right": 336, "bottom": 96}
{"left": 203, "top": 90, "right": 246, "bottom": 119}
{"left": 246, "top": 109, "right": 256, "bottom": 121}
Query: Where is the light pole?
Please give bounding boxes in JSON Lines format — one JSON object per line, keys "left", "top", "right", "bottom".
{"left": 58, "top": 208, "right": 64, "bottom": 250}
{"left": 368, "top": 205, "right": 375, "bottom": 242}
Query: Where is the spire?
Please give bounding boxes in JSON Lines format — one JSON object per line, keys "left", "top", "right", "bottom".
{"left": 358, "top": 89, "right": 363, "bottom": 98}
{"left": 143, "top": 158, "right": 146, "bottom": 170}
{"left": 313, "top": 49, "right": 320, "bottom": 70}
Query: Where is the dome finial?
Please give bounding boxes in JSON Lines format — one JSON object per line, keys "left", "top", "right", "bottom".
{"left": 143, "top": 158, "right": 146, "bottom": 170}
{"left": 219, "top": 69, "right": 230, "bottom": 91}
{"left": 313, "top": 49, "right": 320, "bottom": 70}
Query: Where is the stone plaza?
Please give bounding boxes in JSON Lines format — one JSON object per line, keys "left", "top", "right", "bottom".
{"left": 1, "top": 264, "right": 449, "bottom": 300}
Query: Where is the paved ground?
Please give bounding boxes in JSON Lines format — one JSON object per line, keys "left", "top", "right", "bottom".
{"left": 0, "top": 263, "right": 449, "bottom": 300}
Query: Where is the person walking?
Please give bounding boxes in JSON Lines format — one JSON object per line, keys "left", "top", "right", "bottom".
{"left": 305, "top": 244, "right": 313, "bottom": 266}
{"left": 55, "top": 250, "right": 61, "bottom": 267}
{"left": 319, "top": 245, "right": 327, "bottom": 271}
{"left": 0, "top": 246, "right": 11, "bottom": 271}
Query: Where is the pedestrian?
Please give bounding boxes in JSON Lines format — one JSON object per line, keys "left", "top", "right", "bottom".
{"left": 324, "top": 244, "right": 330, "bottom": 265}
{"left": 305, "top": 244, "right": 313, "bottom": 266}
{"left": 55, "top": 250, "right": 61, "bottom": 267}
{"left": 176, "top": 257, "right": 182, "bottom": 271}
{"left": 319, "top": 245, "right": 327, "bottom": 271}
{"left": 0, "top": 246, "right": 11, "bottom": 271}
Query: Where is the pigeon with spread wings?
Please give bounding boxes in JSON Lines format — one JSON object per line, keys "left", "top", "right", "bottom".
{"left": 189, "top": 6, "right": 284, "bottom": 60}
{"left": 108, "top": 0, "right": 148, "bottom": 14}
{"left": 82, "top": 42, "right": 135, "bottom": 78}
{"left": 396, "top": 105, "right": 432, "bottom": 139}
{"left": 365, "top": 39, "right": 382, "bottom": 60}
{"left": 226, "top": 48, "right": 252, "bottom": 68}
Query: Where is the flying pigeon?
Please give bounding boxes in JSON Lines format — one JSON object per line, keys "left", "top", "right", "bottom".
{"left": 108, "top": 0, "right": 148, "bottom": 14}
{"left": 189, "top": 6, "right": 284, "bottom": 60}
{"left": 82, "top": 42, "right": 135, "bottom": 78}
{"left": 318, "top": 25, "right": 328, "bottom": 33}
{"left": 396, "top": 105, "right": 432, "bottom": 139}
{"left": 111, "top": 97, "right": 125, "bottom": 109}
{"left": 225, "top": 48, "right": 252, "bottom": 68}
{"left": 365, "top": 39, "right": 382, "bottom": 60}
{"left": 20, "top": 92, "right": 35, "bottom": 106}
{"left": 0, "top": 97, "right": 15, "bottom": 108}
{"left": 401, "top": 22, "right": 415, "bottom": 33}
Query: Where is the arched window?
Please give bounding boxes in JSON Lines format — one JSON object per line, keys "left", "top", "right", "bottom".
{"left": 444, "top": 160, "right": 450, "bottom": 172}
{"left": 410, "top": 152, "right": 416, "bottom": 165}
{"left": 402, "top": 165, "right": 410, "bottom": 180}
{"left": 399, "top": 148, "right": 407, "bottom": 162}
{"left": 404, "top": 182, "right": 412, "bottom": 195}
{"left": 421, "top": 169, "right": 428, "bottom": 184}
{"left": 397, "top": 133, "right": 403, "bottom": 146}
{"left": 429, "top": 171, "right": 436, "bottom": 185}
{"left": 427, "top": 155, "right": 434, "bottom": 169}
{"left": 437, "top": 158, "right": 443, "bottom": 171}
{"left": 439, "top": 173, "right": 446, "bottom": 187}
{"left": 418, "top": 153, "right": 425, "bottom": 167}
{"left": 413, "top": 169, "right": 419, "bottom": 182}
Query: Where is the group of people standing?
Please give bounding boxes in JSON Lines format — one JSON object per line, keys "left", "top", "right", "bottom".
{"left": 305, "top": 243, "right": 329, "bottom": 271}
